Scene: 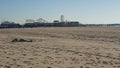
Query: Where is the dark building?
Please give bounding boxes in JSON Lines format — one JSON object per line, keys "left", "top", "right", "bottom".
{"left": 53, "top": 20, "right": 59, "bottom": 23}
{"left": 65, "top": 21, "right": 79, "bottom": 26}
{"left": 23, "top": 22, "right": 54, "bottom": 27}
{"left": 23, "top": 21, "right": 80, "bottom": 27}
{"left": 0, "top": 21, "right": 21, "bottom": 28}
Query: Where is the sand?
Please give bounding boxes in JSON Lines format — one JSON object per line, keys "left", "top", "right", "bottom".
{"left": 0, "top": 27, "right": 120, "bottom": 68}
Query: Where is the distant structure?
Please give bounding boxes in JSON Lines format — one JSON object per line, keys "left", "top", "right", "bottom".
{"left": 0, "top": 15, "right": 81, "bottom": 28}
{"left": 26, "top": 18, "right": 48, "bottom": 23}
{"left": 53, "top": 20, "right": 59, "bottom": 23}
{"left": 26, "top": 19, "right": 35, "bottom": 23}
{"left": 0, "top": 21, "right": 21, "bottom": 28}
{"left": 60, "top": 15, "right": 65, "bottom": 22}
{"left": 23, "top": 15, "right": 80, "bottom": 27}
{"left": 36, "top": 18, "right": 48, "bottom": 23}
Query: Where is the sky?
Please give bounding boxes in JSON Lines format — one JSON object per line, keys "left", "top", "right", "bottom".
{"left": 0, "top": 0, "right": 120, "bottom": 24}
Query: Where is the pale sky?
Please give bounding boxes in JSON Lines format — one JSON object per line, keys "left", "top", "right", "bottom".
{"left": 0, "top": 0, "right": 120, "bottom": 24}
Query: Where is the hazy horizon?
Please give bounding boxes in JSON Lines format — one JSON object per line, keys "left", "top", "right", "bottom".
{"left": 0, "top": 0, "right": 120, "bottom": 24}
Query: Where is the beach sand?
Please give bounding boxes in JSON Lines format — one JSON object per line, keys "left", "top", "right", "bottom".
{"left": 0, "top": 27, "right": 120, "bottom": 68}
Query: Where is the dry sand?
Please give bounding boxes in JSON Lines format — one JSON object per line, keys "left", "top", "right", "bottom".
{"left": 0, "top": 27, "right": 120, "bottom": 68}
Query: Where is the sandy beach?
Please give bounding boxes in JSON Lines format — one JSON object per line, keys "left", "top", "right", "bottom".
{"left": 0, "top": 27, "right": 120, "bottom": 68}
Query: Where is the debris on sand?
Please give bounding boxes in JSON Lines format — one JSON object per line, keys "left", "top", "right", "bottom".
{"left": 11, "top": 38, "right": 32, "bottom": 42}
